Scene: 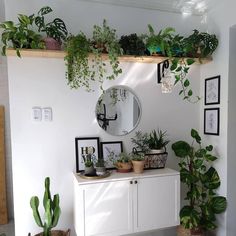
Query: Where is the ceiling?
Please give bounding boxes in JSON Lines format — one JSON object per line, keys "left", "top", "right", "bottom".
{"left": 82, "top": 0, "right": 214, "bottom": 15}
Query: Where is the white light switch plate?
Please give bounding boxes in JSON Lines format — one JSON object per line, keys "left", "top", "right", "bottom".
{"left": 32, "top": 107, "right": 42, "bottom": 121}
{"left": 43, "top": 107, "right": 53, "bottom": 121}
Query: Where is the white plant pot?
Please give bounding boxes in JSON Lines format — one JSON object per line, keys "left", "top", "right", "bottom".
{"left": 148, "top": 148, "right": 165, "bottom": 154}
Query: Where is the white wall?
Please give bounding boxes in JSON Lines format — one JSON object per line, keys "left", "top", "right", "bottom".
{"left": 7, "top": 57, "right": 200, "bottom": 236}
{"left": 0, "top": 0, "right": 14, "bottom": 221}
{"left": 3, "top": 1, "right": 206, "bottom": 235}
{"left": 200, "top": 1, "right": 236, "bottom": 235}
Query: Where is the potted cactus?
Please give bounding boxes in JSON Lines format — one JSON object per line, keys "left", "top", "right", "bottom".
{"left": 29, "top": 177, "right": 70, "bottom": 236}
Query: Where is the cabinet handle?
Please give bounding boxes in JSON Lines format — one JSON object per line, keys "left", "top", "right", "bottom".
{"left": 134, "top": 180, "right": 138, "bottom": 184}
{"left": 130, "top": 181, "right": 133, "bottom": 184}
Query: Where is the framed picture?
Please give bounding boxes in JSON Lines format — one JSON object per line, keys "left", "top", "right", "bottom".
{"left": 204, "top": 108, "right": 220, "bottom": 135}
{"left": 75, "top": 137, "right": 100, "bottom": 172}
{"left": 101, "top": 141, "right": 123, "bottom": 169}
{"left": 205, "top": 76, "right": 220, "bottom": 105}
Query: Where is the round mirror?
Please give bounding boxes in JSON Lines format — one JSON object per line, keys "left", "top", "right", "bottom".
{"left": 95, "top": 86, "right": 141, "bottom": 136}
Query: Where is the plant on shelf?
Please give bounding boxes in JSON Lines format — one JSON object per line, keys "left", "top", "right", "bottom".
{"left": 30, "top": 177, "right": 70, "bottom": 236}
{"left": 95, "top": 158, "right": 106, "bottom": 176}
{"left": 145, "top": 24, "right": 175, "bottom": 56}
{"left": 172, "top": 129, "right": 227, "bottom": 236}
{"left": 170, "top": 57, "right": 201, "bottom": 103}
{"left": 64, "top": 33, "right": 93, "bottom": 91}
{"left": 131, "top": 129, "right": 169, "bottom": 154}
{"left": 35, "top": 6, "right": 68, "bottom": 50}
{"left": 0, "top": 14, "right": 45, "bottom": 57}
{"left": 91, "top": 19, "right": 123, "bottom": 89}
{"left": 82, "top": 153, "right": 96, "bottom": 175}
{"left": 119, "top": 33, "right": 146, "bottom": 56}
{"left": 64, "top": 20, "right": 122, "bottom": 91}
{"left": 113, "top": 152, "right": 132, "bottom": 173}
{"left": 183, "top": 30, "right": 218, "bottom": 59}
{"left": 131, "top": 131, "right": 150, "bottom": 154}
{"left": 131, "top": 153, "right": 145, "bottom": 174}
{"left": 148, "top": 129, "right": 170, "bottom": 153}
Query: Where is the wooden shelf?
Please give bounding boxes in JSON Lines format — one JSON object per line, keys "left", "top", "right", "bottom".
{"left": 6, "top": 48, "right": 212, "bottom": 64}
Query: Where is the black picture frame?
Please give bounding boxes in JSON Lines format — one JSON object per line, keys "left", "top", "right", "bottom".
{"left": 75, "top": 137, "right": 100, "bottom": 172}
{"left": 204, "top": 108, "right": 220, "bottom": 136}
{"left": 101, "top": 141, "right": 123, "bottom": 169}
{"left": 205, "top": 75, "right": 220, "bottom": 105}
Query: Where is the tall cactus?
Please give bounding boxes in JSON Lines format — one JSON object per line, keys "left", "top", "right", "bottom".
{"left": 30, "top": 177, "right": 61, "bottom": 236}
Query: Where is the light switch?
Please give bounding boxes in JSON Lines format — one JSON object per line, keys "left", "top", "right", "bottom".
{"left": 32, "top": 107, "right": 42, "bottom": 121}
{"left": 43, "top": 107, "right": 52, "bottom": 121}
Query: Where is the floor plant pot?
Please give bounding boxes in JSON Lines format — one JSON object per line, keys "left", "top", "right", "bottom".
{"left": 177, "top": 225, "right": 205, "bottom": 236}
{"left": 29, "top": 229, "right": 70, "bottom": 236}
{"left": 132, "top": 160, "right": 145, "bottom": 174}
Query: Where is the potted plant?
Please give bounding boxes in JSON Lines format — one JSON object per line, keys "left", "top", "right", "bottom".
{"left": 114, "top": 152, "right": 132, "bottom": 173}
{"left": 91, "top": 19, "right": 123, "bottom": 89}
{"left": 83, "top": 154, "right": 96, "bottom": 175}
{"left": 172, "top": 129, "right": 227, "bottom": 236}
{"left": 0, "top": 14, "right": 45, "bottom": 57}
{"left": 131, "top": 153, "right": 145, "bottom": 174}
{"left": 95, "top": 159, "right": 106, "bottom": 176}
{"left": 35, "top": 6, "right": 68, "bottom": 50}
{"left": 182, "top": 30, "right": 218, "bottom": 59}
{"left": 119, "top": 33, "right": 146, "bottom": 56}
{"left": 145, "top": 24, "right": 175, "bottom": 56}
{"left": 29, "top": 177, "right": 70, "bottom": 236}
{"left": 64, "top": 33, "right": 93, "bottom": 91}
{"left": 147, "top": 129, "right": 170, "bottom": 154}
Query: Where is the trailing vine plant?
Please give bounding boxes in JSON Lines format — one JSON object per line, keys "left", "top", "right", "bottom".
{"left": 170, "top": 57, "right": 200, "bottom": 103}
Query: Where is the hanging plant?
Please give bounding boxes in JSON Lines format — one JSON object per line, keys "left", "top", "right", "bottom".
{"left": 91, "top": 19, "right": 123, "bottom": 89}
{"left": 64, "top": 33, "right": 93, "bottom": 91}
{"left": 64, "top": 20, "right": 122, "bottom": 91}
{"left": 170, "top": 57, "right": 201, "bottom": 103}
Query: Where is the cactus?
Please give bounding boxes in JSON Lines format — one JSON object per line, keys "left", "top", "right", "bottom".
{"left": 30, "top": 177, "right": 61, "bottom": 236}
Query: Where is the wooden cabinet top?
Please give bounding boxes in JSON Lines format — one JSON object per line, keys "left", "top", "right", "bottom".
{"left": 74, "top": 168, "right": 179, "bottom": 185}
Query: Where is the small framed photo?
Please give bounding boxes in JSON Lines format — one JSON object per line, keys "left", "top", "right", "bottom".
{"left": 101, "top": 141, "right": 123, "bottom": 169}
{"left": 75, "top": 137, "right": 100, "bottom": 172}
{"left": 205, "top": 76, "right": 220, "bottom": 105}
{"left": 204, "top": 108, "right": 220, "bottom": 135}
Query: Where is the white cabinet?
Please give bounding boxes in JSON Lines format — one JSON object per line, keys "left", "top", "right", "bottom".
{"left": 74, "top": 168, "right": 180, "bottom": 236}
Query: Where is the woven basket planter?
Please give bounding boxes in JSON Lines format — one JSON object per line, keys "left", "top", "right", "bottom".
{"left": 177, "top": 225, "right": 206, "bottom": 236}
{"left": 29, "top": 229, "right": 70, "bottom": 236}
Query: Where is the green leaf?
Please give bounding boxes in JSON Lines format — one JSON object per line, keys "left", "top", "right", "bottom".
{"left": 184, "top": 79, "right": 190, "bottom": 87}
{"left": 191, "top": 129, "right": 201, "bottom": 144}
{"left": 180, "top": 206, "right": 200, "bottom": 229}
{"left": 179, "top": 90, "right": 184, "bottom": 95}
{"left": 186, "top": 58, "right": 195, "bottom": 65}
{"left": 172, "top": 141, "right": 191, "bottom": 157}
{"left": 211, "top": 196, "right": 227, "bottom": 214}
{"left": 206, "top": 145, "right": 213, "bottom": 151}
{"left": 170, "top": 63, "right": 177, "bottom": 71}
{"left": 175, "top": 66, "right": 182, "bottom": 72}
{"left": 188, "top": 90, "right": 193, "bottom": 96}
{"left": 194, "top": 159, "right": 203, "bottom": 169}
{"left": 205, "top": 154, "right": 217, "bottom": 162}
{"left": 202, "top": 167, "right": 220, "bottom": 189}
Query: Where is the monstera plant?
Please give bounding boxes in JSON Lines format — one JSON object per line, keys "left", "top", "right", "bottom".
{"left": 172, "top": 129, "right": 227, "bottom": 236}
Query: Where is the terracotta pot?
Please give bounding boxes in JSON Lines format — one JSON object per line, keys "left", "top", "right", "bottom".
{"left": 177, "top": 225, "right": 205, "bottom": 236}
{"left": 43, "top": 37, "right": 61, "bottom": 50}
{"left": 29, "top": 229, "right": 70, "bottom": 236}
{"left": 116, "top": 161, "right": 132, "bottom": 173}
{"left": 132, "top": 160, "right": 145, "bottom": 174}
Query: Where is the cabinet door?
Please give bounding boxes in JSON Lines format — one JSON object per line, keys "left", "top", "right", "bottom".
{"left": 80, "top": 180, "right": 133, "bottom": 236}
{"left": 134, "top": 175, "right": 180, "bottom": 232}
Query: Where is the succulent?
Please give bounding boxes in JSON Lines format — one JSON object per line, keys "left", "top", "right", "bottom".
{"left": 30, "top": 177, "right": 61, "bottom": 236}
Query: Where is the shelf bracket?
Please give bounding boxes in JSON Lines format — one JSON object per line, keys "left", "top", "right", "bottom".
{"left": 157, "top": 59, "right": 170, "bottom": 84}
